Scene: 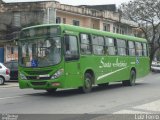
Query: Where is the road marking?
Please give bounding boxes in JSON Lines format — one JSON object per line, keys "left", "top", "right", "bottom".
{"left": 0, "top": 96, "right": 23, "bottom": 100}
{"left": 134, "top": 99, "right": 160, "bottom": 112}
{"left": 0, "top": 83, "right": 19, "bottom": 88}
{"left": 113, "top": 109, "right": 150, "bottom": 114}
{"left": 113, "top": 99, "right": 160, "bottom": 114}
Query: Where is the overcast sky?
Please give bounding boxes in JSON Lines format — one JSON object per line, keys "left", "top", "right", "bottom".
{"left": 3, "top": 0, "right": 130, "bottom": 6}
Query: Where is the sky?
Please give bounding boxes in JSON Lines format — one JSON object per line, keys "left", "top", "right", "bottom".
{"left": 3, "top": 0, "right": 130, "bottom": 6}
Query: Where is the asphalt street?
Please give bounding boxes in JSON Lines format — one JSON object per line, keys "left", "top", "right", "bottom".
{"left": 0, "top": 72, "right": 160, "bottom": 116}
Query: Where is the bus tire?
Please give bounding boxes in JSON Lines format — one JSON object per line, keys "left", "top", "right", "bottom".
{"left": 81, "top": 73, "right": 93, "bottom": 93}
{"left": 122, "top": 70, "right": 136, "bottom": 86}
{"left": 0, "top": 76, "right": 5, "bottom": 85}
{"left": 46, "top": 88, "right": 57, "bottom": 93}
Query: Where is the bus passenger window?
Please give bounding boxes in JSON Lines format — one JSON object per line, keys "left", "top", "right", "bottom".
{"left": 117, "top": 39, "right": 127, "bottom": 56}
{"left": 80, "top": 34, "right": 91, "bottom": 54}
{"left": 64, "top": 35, "right": 79, "bottom": 61}
{"left": 92, "top": 35, "right": 105, "bottom": 55}
{"left": 128, "top": 41, "right": 136, "bottom": 56}
{"left": 105, "top": 37, "right": 116, "bottom": 55}
{"left": 142, "top": 43, "right": 147, "bottom": 56}
{"left": 135, "top": 42, "right": 143, "bottom": 56}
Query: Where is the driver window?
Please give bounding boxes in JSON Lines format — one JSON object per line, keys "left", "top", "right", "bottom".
{"left": 64, "top": 35, "right": 79, "bottom": 61}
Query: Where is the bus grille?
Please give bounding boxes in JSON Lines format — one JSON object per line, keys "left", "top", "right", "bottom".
{"left": 31, "top": 82, "right": 46, "bottom": 86}
{"left": 25, "top": 70, "right": 52, "bottom": 75}
{"left": 27, "top": 76, "right": 37, "bottom": 80}
{"left": 27, "top": 76, "right": 51, "bottom": 80}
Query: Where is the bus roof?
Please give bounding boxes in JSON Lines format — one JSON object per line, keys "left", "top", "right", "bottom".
{"left": 21, "top": 24, "right": 147, "bottom": 43}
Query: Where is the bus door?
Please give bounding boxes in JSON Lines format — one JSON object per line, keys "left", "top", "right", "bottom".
{"left": 64, "top": 35, "right": 81, "bottom": 87}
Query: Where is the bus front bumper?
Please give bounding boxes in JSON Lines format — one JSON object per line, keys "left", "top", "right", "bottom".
{"left": 19, "top": 78, "right": 64, "bottom": 90}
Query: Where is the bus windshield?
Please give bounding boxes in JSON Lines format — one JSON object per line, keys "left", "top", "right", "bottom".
{"left": 18, "top": 36, "right": 61, "bottom": 67}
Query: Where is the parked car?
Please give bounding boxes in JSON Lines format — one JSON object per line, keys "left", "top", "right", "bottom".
{"left": 4, "top": 60, "right": 18, "bottom": 80}
{"left": 151, "top": 61, "right": 160, "bottom": 72}
{"left": 0, "top": 63, "right": 10, "bottom": 85}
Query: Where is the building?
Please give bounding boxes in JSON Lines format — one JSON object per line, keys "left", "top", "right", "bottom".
{"left": 0, "top": 1, "right": 138, "bottom": 63}
{"left": 55, "top": 3, "right": 138, "bottom": 34}
{"left": 0, "top": 1, "right": 56, "bottom": 62}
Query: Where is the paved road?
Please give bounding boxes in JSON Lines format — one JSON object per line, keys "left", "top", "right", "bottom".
{"left": 0, "top": 73, "right": 160, "bottom": 115}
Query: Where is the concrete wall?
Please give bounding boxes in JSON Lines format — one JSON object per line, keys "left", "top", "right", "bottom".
{"left": 57, "top": 11, "right": 101, "bottom": 29}
{"left": 0, "top": 1, "right": 56, "bottom": 62}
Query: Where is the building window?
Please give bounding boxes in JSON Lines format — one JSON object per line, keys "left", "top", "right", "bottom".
{"left": 103, "top": 24, "right": 110, "bottom": 32}
{"left": 56, "top": 17, "right": 61, "bottom": 24}
{"left": 11, "top": 47, "right": 14, "bottom": 54}
{"left": 93, "top": 24, "right": 95, "bottom": 29}
{"left": 73, "top": 20, "right": 79, "bottom": 26}
{"left": 113, "top": 27, "right": 116, "bottom": 33}
{"left": 122, "top": 30, "right": 125, "bottom": 34}
{"left": 63, "top": 18, "right": 66, "bottom": 24}
{"left": 116, "top": 28, "right": 119, "bottom": 33}
{"left": 12, "top": 12, "right": 21, "bottom": 27}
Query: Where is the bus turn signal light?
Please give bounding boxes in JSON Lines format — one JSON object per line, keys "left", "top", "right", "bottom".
{"left": 52, "top": 82, "right": 60, "bottom": 86}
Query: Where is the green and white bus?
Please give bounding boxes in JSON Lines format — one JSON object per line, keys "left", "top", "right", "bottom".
{"left": 18, "top": 24, "right": 150, "bottom": 93}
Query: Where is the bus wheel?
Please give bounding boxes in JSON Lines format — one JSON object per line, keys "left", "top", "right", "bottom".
{"left": 0, "top": 77, "right": 5, "bottom": 85}
{"left": 46, "top": 88, "right": 57, "bottom": 93}
{"left": 122, "top": 70, "right": 136, "bottom": 86}
{"left": 81, "top": 73, "right": 93, "bottom": 93}
{"left": 98, "top": 83, "right": 109, "bottom": 87}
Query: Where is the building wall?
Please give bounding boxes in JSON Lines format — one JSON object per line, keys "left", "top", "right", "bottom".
{"left": 5, "top": 44, "right": 18, "bottom": 62}
{"left": 0, "top": 1, "right": 56, "bottom": 62}
{"left": 56, "top": 11, "right": 100, "bottom": 29}
{"left": 0, "top": 1, "right": 140, "bottom": 62}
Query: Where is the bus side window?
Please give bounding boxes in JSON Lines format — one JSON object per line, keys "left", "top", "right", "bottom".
{"left": 135, "top": 42, "right": 143, "bottom": 56}
{"left": 142, "top": 43, "right": 147, "bottom": 56}
{"left": 105, "top": 37, "right": 116, "bottom": 55}
{"left": 92, "top": 35, "right": 105, "bottom": 55}
{"left": 117, "top": 39, "right": 127, "bottom": 56}
{"left": 128, "top": 41, "right": 136, "bottom": 56}
{"left": 64, "top": 35, "right": 79, "bottom": 61}
{"left": 80, "top": 34, "right": 92, "bottom": 54}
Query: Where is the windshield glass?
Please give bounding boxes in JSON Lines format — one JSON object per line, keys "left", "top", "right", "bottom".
{"left": 18, "top": 37, "right": 61, "bottom": 67}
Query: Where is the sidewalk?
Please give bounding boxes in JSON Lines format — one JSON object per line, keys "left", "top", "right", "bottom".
{"left": 0, "top": 82, "right": 19, "bottom": 88}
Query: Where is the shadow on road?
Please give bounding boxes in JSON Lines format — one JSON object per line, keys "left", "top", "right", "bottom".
{"left": 24, "top": 82, "right": 149, "bottom": 97}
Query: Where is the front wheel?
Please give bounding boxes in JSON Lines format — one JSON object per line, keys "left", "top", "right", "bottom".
{"left": 80, "top": 73, "right": 93, "bottom": 93}
{"left": 0, "top": 77, "right": 5, "bottom": 85}
{"left": 122, "top": 70, "right": 136, "bottom": 86}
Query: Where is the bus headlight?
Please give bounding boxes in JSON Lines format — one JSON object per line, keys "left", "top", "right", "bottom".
{"left": 51, "top": 69, "right": 64, "bottom": 79}
{"left": 20, "top": 72, "right": 27, "bottom": 80}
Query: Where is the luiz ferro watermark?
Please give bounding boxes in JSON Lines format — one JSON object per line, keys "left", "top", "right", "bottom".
{"left": 1, "top": 114, "right": 18, "bottom": 120}
{"left": 135, "top": 114, "right": 160, "bottom": 120}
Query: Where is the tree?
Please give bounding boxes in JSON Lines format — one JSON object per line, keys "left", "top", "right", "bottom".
{"left": 120, "top": 0, "right": 160, "bottom": 63}
{"left": 0, "top": 0, "right": 4, "bottom": 3}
